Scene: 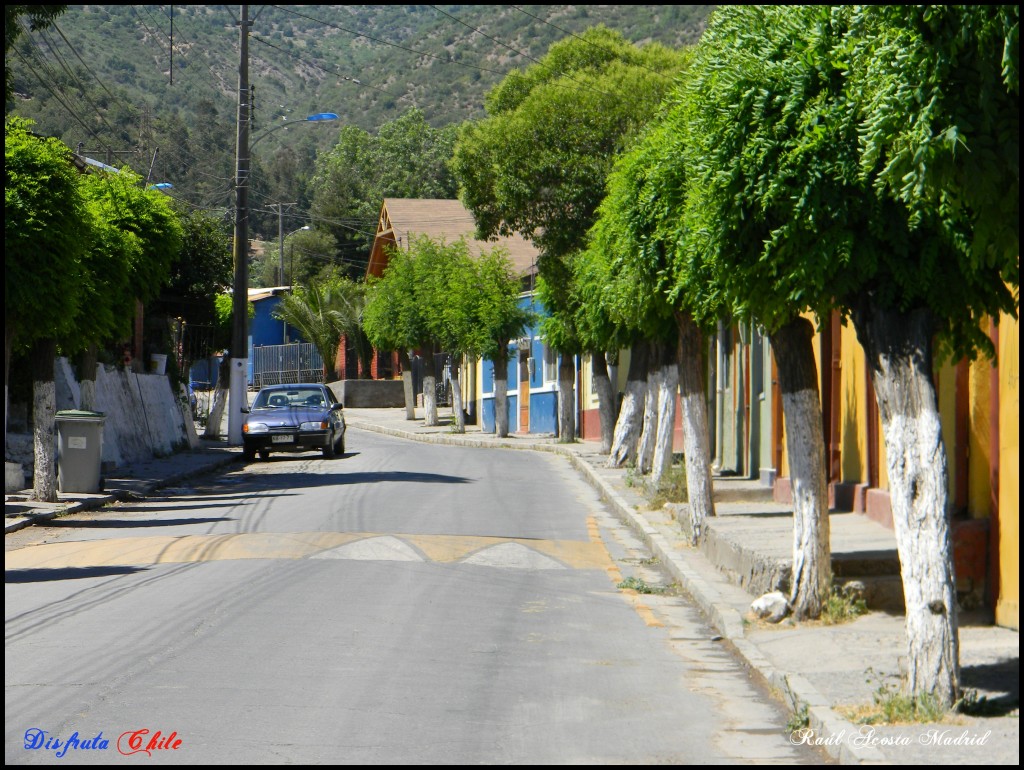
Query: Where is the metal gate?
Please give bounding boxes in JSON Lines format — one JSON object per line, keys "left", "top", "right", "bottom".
{"left": 252, "top": 343, "right": 324, "bottom": 389}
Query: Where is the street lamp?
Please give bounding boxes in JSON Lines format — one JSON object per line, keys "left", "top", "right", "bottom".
{"left": 276, "top": 224, "right": 311, "bottom": 345}
{"left": 251, "top": 112, "right": 340, "bottom": 151}
{"left": 280, "top": 224, "right": 311, "bottom": 288}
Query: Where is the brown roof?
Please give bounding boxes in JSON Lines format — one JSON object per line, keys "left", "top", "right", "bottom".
{"left": 367, "top": 198, "right": 539, "bottom": 280}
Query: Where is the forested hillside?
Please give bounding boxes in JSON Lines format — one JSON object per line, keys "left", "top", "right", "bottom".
{"left": 6, "top": 5, "right": 712, "bottom": 262}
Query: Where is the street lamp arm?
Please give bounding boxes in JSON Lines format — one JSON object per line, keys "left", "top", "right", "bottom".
{"left": 250, "top": 112, "right": 340, "bottom": 150}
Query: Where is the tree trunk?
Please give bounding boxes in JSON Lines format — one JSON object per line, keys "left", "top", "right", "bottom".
{"left": 423, "top": 374, "right": 438, "bottom": 426}
{"left": 204, "top": 356, "right": 231, "bottom": 439}
{"left": 636, "top": 343, "right": 664, "bottom": 476}
{"left": 652, "top": 359, "right": 679, "bottom": 487}
{"left": 609, "top": 341, "right": 650, "bottom": 467}
{"left": 676, "top": 313, "right": 715, "bottom": 542}
{"left": 591, "top": 351, "right": 616, "bottom": 454}
{"left": 78, "top": 344, "right": 99, "bottom": 411}
{"left": 31, "top": 338, "right": 58, "bottom": 503}
{"left": 556, "top": 353, "right": 575, "bottom": 442}
{"left": 450, "top": 357, "right": 465, "bottom": 434}
{"left": 493, "top": 349, "right": 510, "bottom": 438}
{"left": 399, "top": 350, "right": 415, "bottom": 420}
{"left": 852, "top": 302, "right": 959, "bottom": 707}
{"left": 770, "top": 316, "right": 831, "bottom": 621}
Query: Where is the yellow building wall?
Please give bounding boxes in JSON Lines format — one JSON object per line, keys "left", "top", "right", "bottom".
{"left": 936, "top": 360, "right": 958, "bottom": 505}
{"left": 967, "top": 359, "right": 994, "bottom": 518}
{"left": 996, "top": 314, "right": 1019, "bottom": 630}
{"left": 840, "top": 321, "right": 868, "bottom": 484}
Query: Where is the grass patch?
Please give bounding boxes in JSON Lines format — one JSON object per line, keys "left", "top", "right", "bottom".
{"left": 786, "top": 702, "right": 810, "bottom": 733}
{"left": 617, "top": 576, "right": 671, "bottom": 595}
{"left": 647, "top": 463, "right": 688, "bottom": 509}
{"left": 838, "top": 669, "right": 950, "bottom": 725}
{"left": 819, "top": 582, "right": 869, "bottom": 625}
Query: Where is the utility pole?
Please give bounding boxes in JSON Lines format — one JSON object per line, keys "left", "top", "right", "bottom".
{"left": 228, "top": 4, "right": 251, "bottom": 446}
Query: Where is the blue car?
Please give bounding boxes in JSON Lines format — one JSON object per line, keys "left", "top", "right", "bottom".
{"left": 242, "top": 384, "right": 346, "bottom": 461}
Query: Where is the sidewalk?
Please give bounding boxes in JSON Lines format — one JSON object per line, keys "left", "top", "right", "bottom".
{"left": 6, "top": 407, "right": 1019, "bottom": 765}
{"left": 4, "top": 441, "right": 241, "bottom": 533}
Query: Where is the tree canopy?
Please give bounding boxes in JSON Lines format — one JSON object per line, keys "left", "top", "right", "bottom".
{"left": 452, "top": 26, "right": 685, "bottom": 265}
{"left": 5, "top": 116, "right": 92, "bottom": 351}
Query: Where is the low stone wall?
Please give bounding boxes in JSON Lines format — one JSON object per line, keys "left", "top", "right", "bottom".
{"left": 327, "top": 379, "right": 405, "bottom": 408}
{"left": 6, "top": 358, "right": 199, "bottom": 489}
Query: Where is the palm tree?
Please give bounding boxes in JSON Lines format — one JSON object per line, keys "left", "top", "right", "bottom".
{"left": 272, "top": 276, "right": 363, "bottom": 381}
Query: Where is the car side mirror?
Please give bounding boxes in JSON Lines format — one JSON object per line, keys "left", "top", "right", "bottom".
{"left": 332, "top": 402, "right": 343, "bottom": 410}
{"left": 242, "top": 407, "right": 251, "bottom": 414}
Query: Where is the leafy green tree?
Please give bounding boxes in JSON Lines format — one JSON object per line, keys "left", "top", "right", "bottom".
{"left": 5, "top": 116, "right": 92, "bottom": 502}
{"left": 585, "top": 118, "right": 718, "bottom": 528}
{"left": 363, "top": 247, "right": 434, "bottom": 420}
{"left": 840, "top": 4, "right": 1017, "bottom": 706}
{"left": 68, "top": 173, "right": 140, "bottom": 409}
{"left": 678, "top": 5, "right": 838, "bottom": 621}
{"left": 675, "top": 4, "right": 1017, "bottom": 702}
{"left": 451, "top": 26, "right": 685, "bottom": 441}
{"left": 418, "top": 239, "right": 478, "bottom": 433}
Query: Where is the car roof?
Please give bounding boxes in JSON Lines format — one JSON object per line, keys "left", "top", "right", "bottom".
{"left": 259, "top": 383, "right": 327, "bottom": 391}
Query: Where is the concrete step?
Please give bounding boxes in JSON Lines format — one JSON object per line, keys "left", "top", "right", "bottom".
{"left": 711, "top": 478, "right": 775, "bottom": 504}
{"left": 835, "top": 574, "right": 906, "bottom": 613}
{"left": 832, "top": 550, "right": 901, "bottom": 577}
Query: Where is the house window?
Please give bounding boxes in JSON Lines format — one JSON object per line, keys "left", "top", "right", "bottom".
{"left": 543, "top": 343, "right": 558, "bottom": 384}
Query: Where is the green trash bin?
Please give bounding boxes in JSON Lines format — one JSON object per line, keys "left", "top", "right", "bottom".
{"left": 56, "top": 410, "right": 106, "bottom": 493}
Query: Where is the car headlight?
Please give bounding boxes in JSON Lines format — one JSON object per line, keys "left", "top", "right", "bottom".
{"left": 299, "top": 421, "right": 329, "bottom": 431}
{"left": 244, "top": 422, "right": 269, "bottom": 434}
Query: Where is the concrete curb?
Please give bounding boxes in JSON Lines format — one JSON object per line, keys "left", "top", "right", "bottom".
{"left": 347, "top": 419, "right": 886, "bottom": 765}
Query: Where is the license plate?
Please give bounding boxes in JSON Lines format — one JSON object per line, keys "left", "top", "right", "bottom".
{"left": 271, "top": 434, "right": 294, "bottom": 444}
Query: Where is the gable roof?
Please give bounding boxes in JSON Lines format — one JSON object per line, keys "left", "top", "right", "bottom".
{"left": 367, "top": 198, "right": 539, "bottom": 281}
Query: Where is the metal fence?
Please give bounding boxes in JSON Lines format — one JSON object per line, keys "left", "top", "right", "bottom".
{"left": 252, "top": 343, "right": 324, "bottom": 390}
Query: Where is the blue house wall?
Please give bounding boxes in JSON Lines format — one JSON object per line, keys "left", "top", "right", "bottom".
{"left": 480, "top": 294, "right": 565, "bottom": 436}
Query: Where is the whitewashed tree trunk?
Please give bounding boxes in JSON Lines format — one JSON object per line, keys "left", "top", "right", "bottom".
{"left": 494, "top": 350, "right": 510, "bottom": 438}
{"left": 204, "top": 357, "right": 230, "bottom": 439}
{"left": 609, "top": 341, "right": 650, "bottom": 467}
{"left": 591, "top": 351, "right": 617, "bottom": 454}
{"left": 31, "top": 339, "right": 58, "bottom": 503}
{"left": 423, "top": 374, "right": 438, "bottom": 426}
{"left": 450, "top": 358, "right": 465, "bottom": 433}
{"left": 652, "top": 361, "right": 679, "bottom": 487}
{"left": 853, "top": 302, "right": 959, "bottom": 707}
{"left": 676, "top": 313, "right": 715, "bottom": 543}
{"left": 557, "top": 353, "right": 575, "bottom": 442}
{"left": 637, "top": 344, "right": 667, "bottom": 476}
{"left": 771, "top": 316, "right": 831, "bottom": 621}
{"left": 399, "top": 351, "right": 416, "bottom": 420}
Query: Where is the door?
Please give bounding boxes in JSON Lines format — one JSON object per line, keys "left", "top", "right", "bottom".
{"left": 519, "top": 349, "right": 530, "bottom": 432}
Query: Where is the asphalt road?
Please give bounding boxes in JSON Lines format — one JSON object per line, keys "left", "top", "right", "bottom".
{"left": 6, "top": 429, "right": 829, "bottom": 764}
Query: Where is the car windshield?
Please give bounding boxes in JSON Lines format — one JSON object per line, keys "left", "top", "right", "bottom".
{"left": 253, "top": 389, "right": 327, "bottom": 409}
